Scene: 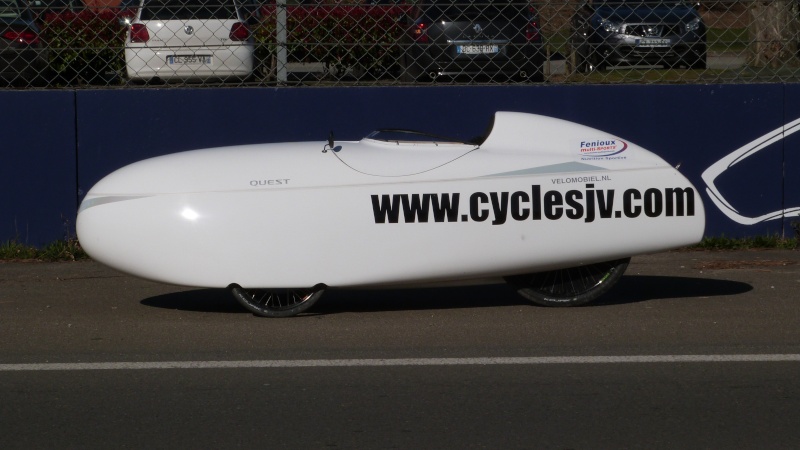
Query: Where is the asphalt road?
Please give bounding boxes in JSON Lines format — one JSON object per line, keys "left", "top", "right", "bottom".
{"left": 1, "top": 250, "right": 800, "bottom": 449}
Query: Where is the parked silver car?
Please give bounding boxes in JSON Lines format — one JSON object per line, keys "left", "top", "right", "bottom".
{"left": 571, "top": 0, "right": 706, "bottom": 71}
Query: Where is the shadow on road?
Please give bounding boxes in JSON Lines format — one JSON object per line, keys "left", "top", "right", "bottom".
{"left": 139, "top": 276, "right": 752, "bottom": 314}
{"left": 595, "top": 275, "right": 752, "bottom": 306}
{"left": 140, "top": 288, "right": 241, "bottom": 314}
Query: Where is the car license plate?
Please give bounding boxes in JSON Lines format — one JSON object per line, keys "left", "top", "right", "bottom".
{"left": 635, "top": 38, "right": 670, "bottom": 48}
{"left": 457, "top": 45, "right": 500, "bottom": 55}
{"left": 167, "top": 55, "right": 212, "bottom": 65}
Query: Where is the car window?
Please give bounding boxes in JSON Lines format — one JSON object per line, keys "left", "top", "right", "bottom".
{"left": 140, "top": 0, "right": 241, "bottom": 21}
{"left": 0, "top": 0, "right": 22, "bottom": 20}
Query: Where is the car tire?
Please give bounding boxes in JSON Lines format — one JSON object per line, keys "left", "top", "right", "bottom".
{"left": 505, "top": 258, "right": 630, "bottom": 307}
{"left": 685, "top": 44, "right": 707, "bottom": 70}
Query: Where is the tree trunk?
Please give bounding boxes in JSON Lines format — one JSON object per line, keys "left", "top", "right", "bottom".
{"left": 749, "top": 1, "right": 799, "bottom": 68}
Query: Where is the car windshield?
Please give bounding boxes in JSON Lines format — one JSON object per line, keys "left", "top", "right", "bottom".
{"left": 419, "top": 0, "right": 526, "bottom": 21}
{"left": 0, "top": 0, "right": 21, "bottom": 20}
{"left": 140, "top": 0, "right": 240, "bottom": 20}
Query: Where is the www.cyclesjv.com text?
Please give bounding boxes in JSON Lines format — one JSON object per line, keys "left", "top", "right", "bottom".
{"left": 371, "top": 184, "right": 696, "bottom": 225}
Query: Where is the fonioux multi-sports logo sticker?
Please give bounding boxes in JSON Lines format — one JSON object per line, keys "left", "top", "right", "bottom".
{"left": 576, "top": 138, "right": 629, "bottom": 160}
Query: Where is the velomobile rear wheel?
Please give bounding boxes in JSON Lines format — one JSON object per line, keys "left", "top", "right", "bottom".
{"left": 229, "top": 284, "right": 325, "bottom": 317}
{"left": 505, "top": 258, "right": 630, "bottom": 307}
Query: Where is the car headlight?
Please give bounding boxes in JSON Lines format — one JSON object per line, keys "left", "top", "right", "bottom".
{"left": 599, "top": 18, "right": 623, "bottom": 34}
{"left": 686, "top": 17, "right": 702, "bottom": 33}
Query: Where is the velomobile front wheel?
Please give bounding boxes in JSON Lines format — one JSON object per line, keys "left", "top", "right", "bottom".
{"left": 505, "top": 258, "right": 630, "bottom": 307}
{"left": 229, "top": 284, "right": 325, "bottom": 317}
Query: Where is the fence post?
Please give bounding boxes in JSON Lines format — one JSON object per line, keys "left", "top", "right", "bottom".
{"left": 276, "top": 0, "right": 288, "bottom": 83}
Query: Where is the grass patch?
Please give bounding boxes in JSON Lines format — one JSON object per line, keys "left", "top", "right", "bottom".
{"left": 708, "top": 27, "right": 747, "bottom": 53}
{"left": 0, "top": 239, "right": 88, "bottom": 262}
{"left": 545, "top": 31, "right": 570, "bottom": 57}
{"left": 559, "top": 67, "right": 712, "bottom": 83}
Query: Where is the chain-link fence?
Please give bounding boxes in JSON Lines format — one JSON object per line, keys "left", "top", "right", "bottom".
{"left": 2, "top": 0, "right": 800, "bottom": 88}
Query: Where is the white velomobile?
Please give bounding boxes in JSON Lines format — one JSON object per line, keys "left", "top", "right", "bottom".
{"left": 77, "top": 112, "right": 705, "bottom": 317}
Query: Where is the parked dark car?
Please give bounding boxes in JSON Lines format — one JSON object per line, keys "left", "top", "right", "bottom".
{"left": 1, "top": 0, "right": 48, "bottom": 86}
{"left": 571, "top": 0, "right": 706, "bottom": 72}
{"left": 399, "top": 0, "right": 545, "bottom": 82}
{"left": 26, "top": 0, "right": 84, "bottom": 21}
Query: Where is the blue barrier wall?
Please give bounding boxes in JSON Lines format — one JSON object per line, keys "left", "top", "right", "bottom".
{"left": 2, "top": 85, "right": 798, "bottom": 245}
{"left": 785, "top": 85, "right": 800, "bottom": 234}
{"left": 1, "top": 91, "right": 76, "bottom": 246}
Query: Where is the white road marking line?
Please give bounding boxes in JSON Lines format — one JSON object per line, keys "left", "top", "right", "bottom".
{"left": 2, "top": 355, "right": 800, "bottom": 371}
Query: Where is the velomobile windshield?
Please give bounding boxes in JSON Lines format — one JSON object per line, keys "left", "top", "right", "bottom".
{"left": 365, "top": 129, "right": 476, "bottom": 145}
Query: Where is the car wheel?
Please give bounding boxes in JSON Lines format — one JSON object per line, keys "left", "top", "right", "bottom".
{"left": 685, "top": 45, "right": 707, "bottom": 70}
{"left": 230, "top": 284, "right": 325, "bottom": 317}
{"left": 505, "top": 258, "right": 630, "bottom": 307}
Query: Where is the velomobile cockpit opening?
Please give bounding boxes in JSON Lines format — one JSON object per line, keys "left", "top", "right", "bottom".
{"left": 329, "top": 128, "right": 481, "bottom": 177}
{"left": 364, "top": 129, "right": 480, "bottom": 145}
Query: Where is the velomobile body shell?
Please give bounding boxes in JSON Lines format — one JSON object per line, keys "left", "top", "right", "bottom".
{"left": 77, "top": 112, "right": 705, "bottom": 289}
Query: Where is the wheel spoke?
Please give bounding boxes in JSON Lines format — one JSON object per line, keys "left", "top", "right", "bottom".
{"left": 230, "top": 284, "right": 325, "bottom": 318}
{"left": 506, "top": 258, "right": 630, "bottom": 307}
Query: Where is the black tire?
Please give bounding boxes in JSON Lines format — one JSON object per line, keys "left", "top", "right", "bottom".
{"left": 505, "top": 258, "right": 630, "bottom": 307}
{"left": 686, "top": 45, "right": 707, "bottom": 70}
{"left": 230, "top": 284, "right": 325, "bottom": 317}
